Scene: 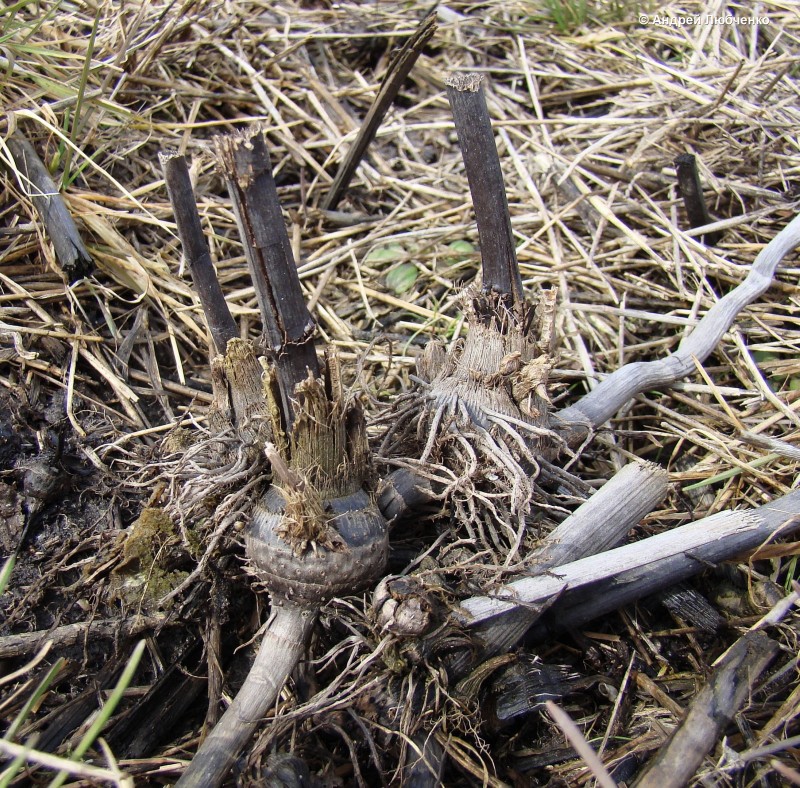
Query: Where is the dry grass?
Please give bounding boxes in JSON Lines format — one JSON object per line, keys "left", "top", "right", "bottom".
{"left": 1, "top": 1, "right": 799, "bottom": 785}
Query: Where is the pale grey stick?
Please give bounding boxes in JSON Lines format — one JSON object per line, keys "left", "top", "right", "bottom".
{"left": 0, "top": 615, "right": 166, "bottom": 659}
{"left": 175, "top": 605, "right": 314, "bottom": 788}
{"left": 555, "top": 212, "right": 800, "bottom": 440}
{"left": 527, "top": 461, "right": 669, "bottom": 568}
{"left": 459, "top": 488, "right": 800, "bottom": 630}
{"left": 466, "top": 461, "right": 669, "bottom": 663}
{"left": 739, "top": 430, "right": 800, "bottom": 461}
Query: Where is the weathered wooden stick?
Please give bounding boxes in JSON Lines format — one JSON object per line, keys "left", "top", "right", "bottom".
{"left": 445, "top": 73, "right": 523, "bottom": 303}
{"left": 528, "top": 461, "right": 669, "bottom": 569}
{"left": 161, "top": 152, "right": 238, "bottom": 354}
{"left": 675, "top": 153, "right": 722, "bottom": 246}
{"left": 466, "top": 461, "right": 669, "bottom": 662}
{"left": 555, "top": 211, "right": 800, "bottom": 443}
{"left": 634, "top": 629, "right": 779, "bottom": 788}
{"left": 739, "top": 429, "right": 800, "bottom": 461}
{"left": 321, "top": 9, "right": 437, "bottom": 212}
{"left": 460, "top": 488, "right": 800, "bottom": 630}
{"left": 215, "top": 131, "right": 319, "bottom": 423}
{"left": 176, "top": 606, "right": 315, "bottom": 788}
{"left": 5, "top": 132, "right": 93, "bottom": 281}
{"left": 0, "top": 614, "right": 166, "bottom": 659}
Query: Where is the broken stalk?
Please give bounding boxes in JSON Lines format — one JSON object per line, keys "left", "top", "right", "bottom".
{"left": 4, "top": 132, "right": 93, "bottom": 282}
{"left": 454, "top": 461, "right": 669, "bottom": 672}
{"left": 459, "top": 488, "right": 800, "bottom": 636}
{"left": 215, "top": 131, "right": 320, "bottom": 427}
{"left": 162, "top": 153, "right": 238, "bottom": 354}
{"left": 674, "top": 153, "right": 722, "bottom": 245}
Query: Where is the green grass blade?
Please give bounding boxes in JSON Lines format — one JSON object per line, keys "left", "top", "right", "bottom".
{"left": 4, "top": 658, "right": 66, "bottom": 742}
{"left": 0, "top": 0, "right": 62, "bottom": 46}
{"left": 0, "top": 657, "right": 65, "bottom": 788}
{"left": 61, "top": 4, "right": 101, "bottom": 187}
{"left": 0, "top": 554, "right": 14, "bottom": 597}
{"left": 0, "top": 746, "right": 28, "bottom": 788}
{"left": 683, "top": 453, "right": 777, "bottom": 491}
{"left": 785, "top": 556, "right": 798, "bottom": 592}
{"left": 47, "top": 640, "right": 146, "bottom": 788}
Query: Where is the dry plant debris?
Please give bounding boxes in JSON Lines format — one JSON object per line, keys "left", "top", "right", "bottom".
{"left": 1, "top": 2, "right": 800, "bottom": 786}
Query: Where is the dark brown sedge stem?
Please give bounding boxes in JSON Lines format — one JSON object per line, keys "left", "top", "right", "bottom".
{"left": 216, "top": 130, "right": 320, "bottom": 428}
{"left": 445, "top": 73, "right": 523, "bottom": 306}
{"left": 675, "top": 153, "right": 722, "bottom": 245}
{"left": 162, "top": 152, "right": 238, "bottom": 354}
{"left": 322, "top": 8, "right": 437, "bottom": 212}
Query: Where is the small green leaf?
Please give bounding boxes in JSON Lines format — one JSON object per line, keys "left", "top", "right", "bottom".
{"left": 446, "top": 240, "right": 475, "bottom": 259}
{"left": 752, "top": 350, "right": 778, "bottom": 364}
{"left": 385, "top": 263, "right": 419, "bottom": 294}
{"left": 790, "top": 378, "right": 800, "bottom": 391}
{"left": 0, "top": 554, "right": 13, "bottom": 597}
{"left": 366, "top": 243, "right": 404, "bottom": 263}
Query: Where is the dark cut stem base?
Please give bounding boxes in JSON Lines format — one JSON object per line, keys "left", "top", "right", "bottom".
{"left": 675, "top": 153, "right": 723, "bottom": 246}
{"left": 216, "top": 131, "right": 320, "bottom": 428}
{"left": 446, "top": 73, "right": 524, "bottom": 305}
{"left": 162, "top": 152, "right": 238, "bottom": 354}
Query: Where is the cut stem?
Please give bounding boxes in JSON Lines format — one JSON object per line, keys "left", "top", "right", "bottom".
{"left": 162, "top": 153, "right": 238, "bottom": 354}
{"left": 175, "top": 604, "right": 315, "bottom": 788}
{"left": 216, "top": 131, "right": 320, "bottom": 425}
{"left": 675, "top": 153, "right": 722, "bottom": 245}
{"left": 4, "top": 132, "right": 93, "bottom": 281}
{"left": 445, "top": 73, "right": 523, "bottom": 304}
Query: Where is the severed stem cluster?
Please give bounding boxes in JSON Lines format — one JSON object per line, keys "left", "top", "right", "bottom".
{"left": 382, "top": 287, "right": 559, "bottom": 562}
{"left": 380, "top": 74, "right": 563, "bottom": 564}
{"left": 177, "top": 353, "right": 387, "bottom": 787}
{"left": 162, "top": 134, "right": 388, "bottom": 788}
